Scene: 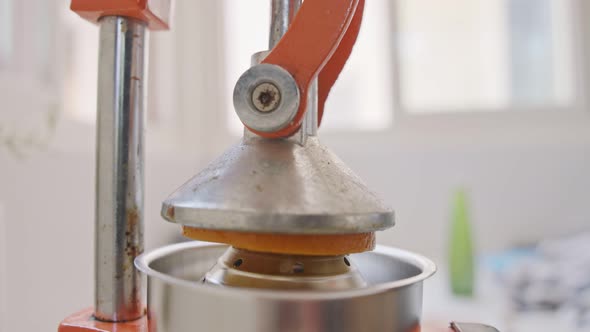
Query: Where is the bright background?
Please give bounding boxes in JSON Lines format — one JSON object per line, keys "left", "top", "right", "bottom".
{"left": 1, "top": 0, "right": 590, "bottom": 331}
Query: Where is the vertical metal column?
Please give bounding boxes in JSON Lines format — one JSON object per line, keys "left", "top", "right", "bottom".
{"left": 305, "top": 79, "right": 318, "bottom": 136}
{"left": 269, "top": 0, "right": 319, "bottom": 139}
{"left": 94, "top": 16, "right": 148, "bottom": 322}
{"left": 269, "top": 0, "right": 301, "bottom": 49}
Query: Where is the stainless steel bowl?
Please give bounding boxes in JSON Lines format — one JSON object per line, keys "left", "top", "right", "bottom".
{"left": 135, "top": 242, "right": 436, "bottom": 332}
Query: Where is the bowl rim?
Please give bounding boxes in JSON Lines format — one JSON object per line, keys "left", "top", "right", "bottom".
{"left": 135, "top": 241, "right": 437, "bottom": 301}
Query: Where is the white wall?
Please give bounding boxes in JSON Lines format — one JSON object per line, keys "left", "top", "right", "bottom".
{"left": 2, "top": 119, "right": 590, "bottom": 331}
{"left": 325, "top": 129, "right": 590, "bottom": 258}
{"left": 0, "top": 204, "right": 6, "bottom": 332}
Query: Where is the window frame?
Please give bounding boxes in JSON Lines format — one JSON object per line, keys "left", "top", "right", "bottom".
{"left": 308, "top": 0, "right": 590, "bottom": 151}
{"left": 386, "top": 0, "right": 590, "bottom": 134}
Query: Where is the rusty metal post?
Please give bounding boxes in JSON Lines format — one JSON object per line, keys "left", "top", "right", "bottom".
{"left": 269, "top": 0, "right": 302, "bottom": 48}
{"left": 94, "top": 16, "right": 147, "bottom": 322}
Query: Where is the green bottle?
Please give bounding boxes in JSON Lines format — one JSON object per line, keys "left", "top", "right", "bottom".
{"left": 449, "top": 189, "right": 475, "bottom": 297}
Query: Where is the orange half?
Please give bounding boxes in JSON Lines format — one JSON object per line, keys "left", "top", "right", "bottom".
{"left": 182, "top": 227, "right": 376, "bottom": 256}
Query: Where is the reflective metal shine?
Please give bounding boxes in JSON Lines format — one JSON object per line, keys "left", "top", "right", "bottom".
{"left": 136, "top": 242, "right": 436, "bottom": 332}
{"left": 204, "top": 247, "right": 367, "bottom": 290}
{"left": 161, "top": 136, "right": 394, "bottom": 234}
{"left": 95, "top": 16, "right": 148, "bottom": 322}
{"left": 451, "top": 323, "right": 501, "bottom": 332}
{"left": 233, "top": 63, "right": 301, "bottom": 133}
{"left": 270, "top": 0, "right": 302, "bottom": 48}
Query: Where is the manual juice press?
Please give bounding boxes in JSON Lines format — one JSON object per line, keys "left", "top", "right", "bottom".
{"left": 58, "top": 1, "right": 498, "bottom": 332}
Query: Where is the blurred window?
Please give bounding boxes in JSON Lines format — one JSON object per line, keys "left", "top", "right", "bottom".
{"left": 0, "top": 0, "right": 62, "bottom": 156}
{"left": 1, "top": 0, "right": 581, "bottom": 155}
{"left": 223, "top": 0, "right": 578, "bottom": 132}
{"left": 397, "top": 0, "right": 576, "bottom": 112}
{"left": 0, "top": 0, "right": 13, "bottom": 66}
{"left": 55, "top": 3, "right": 173, "bottom": 128}
{"left": 6, "top": 1, "right": 172, "bottom": 130}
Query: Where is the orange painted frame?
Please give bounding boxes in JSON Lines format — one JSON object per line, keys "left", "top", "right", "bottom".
{"left": 58, "top": 308, "right": 151, "bottom": 332}
{"left": 70, "top": 0, "right": 171, "bottom": 30}
{"left": 57, "top": 309, "right": 451, "bottom": 332}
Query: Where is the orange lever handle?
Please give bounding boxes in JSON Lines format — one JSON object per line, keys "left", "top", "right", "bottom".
{"left": 250, "top": 0, "right": 364, "bottom": 138}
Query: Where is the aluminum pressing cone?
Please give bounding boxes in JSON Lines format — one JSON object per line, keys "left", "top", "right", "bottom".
{"left": 162, "top": 136, "right": 394, "bottom": 234}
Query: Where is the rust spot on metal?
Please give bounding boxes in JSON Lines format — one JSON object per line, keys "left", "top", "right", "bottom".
{"left": 130, "top": 284, "right": 141, "bottom": 306}
{"left": 166, "top": 206, "right": 175, "bottom": 219}
{"left": 124, "top": 242, "right": 143, "bottom": 264}
{"left": 257, "top": 89, "right": 277, "bottom": 108}
{"left": 125, "top": 207, "right": 143, "bottom": 263}
{"left": 131, "top": 76, "right": 141, "bottom": 81}
{"left": 127, "top": 208, "right": 139, "bottom": 227}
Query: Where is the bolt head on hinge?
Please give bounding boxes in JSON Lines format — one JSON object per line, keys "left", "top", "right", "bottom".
{"left": 233, "top": 64, "right": 300, "bottom": 133}
{"left": 252, "top": 82, "right": 282, "bottom": 113}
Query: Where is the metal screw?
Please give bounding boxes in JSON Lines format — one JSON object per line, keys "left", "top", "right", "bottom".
{"left": 252, "top": 82, "right": 281, "bottom": 113}
{"left": 234, "top": 64, "right": 299, "bottom": 132}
